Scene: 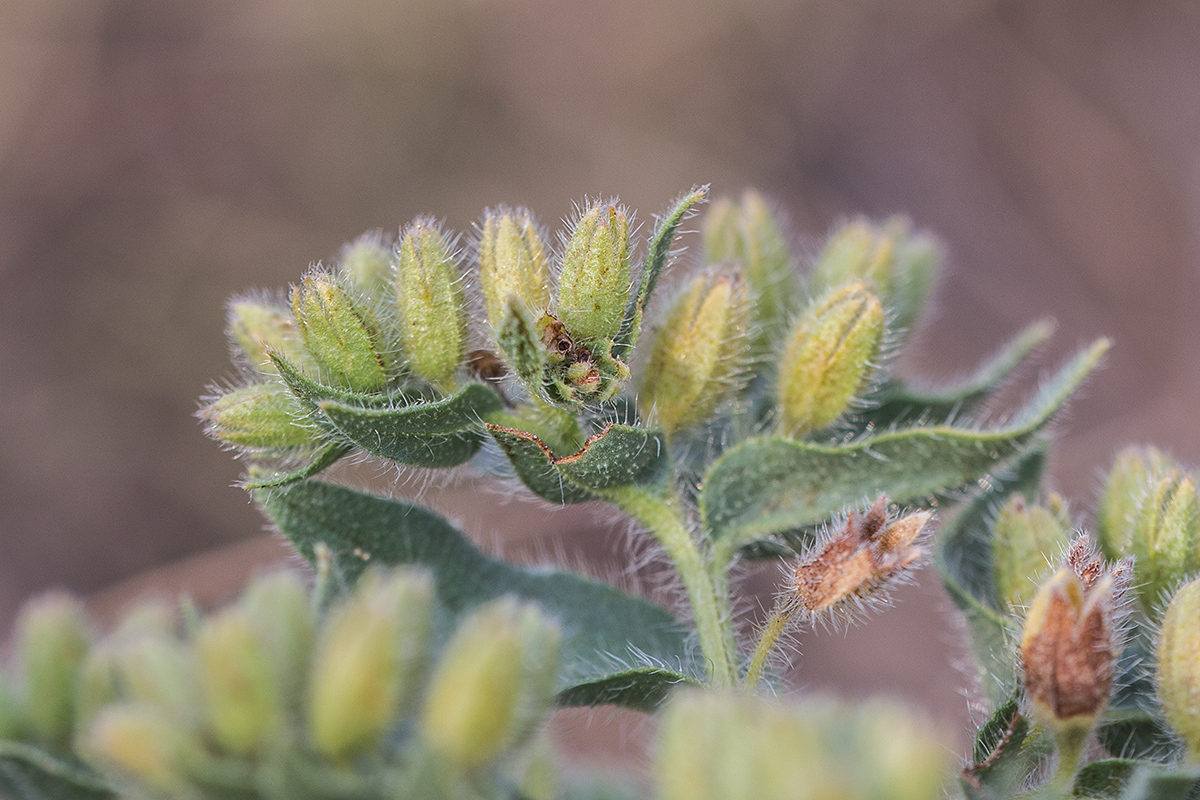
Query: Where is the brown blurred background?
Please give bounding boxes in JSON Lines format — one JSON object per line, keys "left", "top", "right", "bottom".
{"left": 4, "top": 0, "right": 1200, "bottom": 758}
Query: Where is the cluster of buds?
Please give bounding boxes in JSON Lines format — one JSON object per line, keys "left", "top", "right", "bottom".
{"left": 991, "top": 493, "right": 1073, "bottom": 610}
{"left": 0, "top": 569, "right": 562, "bottom": 799}
{"left": 656, "top": 690, "right": 949, "bottom": 800}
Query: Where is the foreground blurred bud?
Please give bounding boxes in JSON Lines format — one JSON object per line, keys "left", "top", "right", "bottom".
{"left": 478, "top": 207, "right": 552, "bottom": 332}
{"left": 338, "top": 231, "right": 392, "bottom": 300}
{"left": 227, "top": 299, "right": 308, "bottom": 375}
{"left": 992, "top": 494, "right": 1072, "bottom": 610}
{"left": 0, "top": 676, "right": 21, "bottom": 740}
{"left": 702, "top": 191, "right": 798, "bottom": 351}
{"left": 1097, "top": 445, "right": 1175, "bottom": 559}
{"left": 201, "top": 384, "right": 318, "bottom": 450}
{"left": 658, "top": 691, "right": 948, "bottom": 800}
{"left": 421, "top": 598, "right": 561, "bottom": 770}
{"left": 396, "top": 219, "right": 467, "bottom": 392}
{"left": 777, "top": 282, "right": 884, "bottom": 436}
{"left": 292, "top": 273, "right": 390, "bottom": 392}
{"left": 196, "top": 608, "right": 281, "bottom": 756}
{"left": 639, "top": 271, "right": 750, "bottom": 435}
{"left": 557, "top": 202, "right": 631, "bottom": 342}
{"left": 83, "top": 705, "right": 198, "bottom": 794}
{"left": 239, "top": 571, "right": 313, "bottom": 702}
{"left": 17, "top": 593, "right": 90, "bottom": 746}
{"left": 1128, "top": 471, "right": 1199, "bottom": 616}
{"left": 307, "top": 570, "right": 433, "bottom": 760}
{"left": 115, "top": 633, "right": 198, "bottom": 721}
{"left": 1157, "top": 578, "right": 1200, "bottom": 763}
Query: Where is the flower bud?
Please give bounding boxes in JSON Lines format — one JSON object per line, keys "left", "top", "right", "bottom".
{"left": 82, "top": 704, "right": 199, "bottom": 794}
{"left": 777, "top": 282, "right": 884, "bottom": 436}
{"left": 421, "top": 598, "right": 560, "bottom": 770}
{"left": 307, "top": 569, "right": 433, "bottom": 760}
{"left": 292, "top": 273, "right": 390, "bottom": 392}
{"left": 114, "top": 633, "right": 198, "bottom": 721}
{"left": 702, "top": 191, "right": 798, "bottom": 351}
{"left": 497, "top": 297, "right": 546, "bottom": 391}
{"left": 196, "top": 608, "right": 282, "bottom": 756}
{"left": 557, "top": 202, "right": 631, "bottom": 342}
{"left": 239, "top": 571, "right": 313, "bottom": 702}
{"left": 1128, "top": 472, "right": 1199, "bottom": 615}
{"left": 992, "top": 494, "right": 1072, "bottom": 610}
{"left": 74, "top": 644, "right": 120, "bottom": 735}
{"left": 639, "top": 271, "right": 751, "bottom": 435}
{"left": 338, "top": 231, "right": 392, "bottom": 300}
{"left": 1021, "top": 566, "right": 1117, "bottom": 729}
{"left": 16, "top": 593, "right": 90, "bottom": 746}
{"left": 478, "top": 207, "right": 552, "bottom": 332}
{"left": 227, "top": 299, "right": 309, "bottom": 376}
{"left": 1097, "top": 445, "right": 1175, "bottom": 561}
{"left": 0, "top": 674, "right": 21, "bottom": 740}
{"left": 1157, "top": 578, "right": 1200, "bottom": 762}
{"left": 396, "top": 219, "right": 467, "bottom": 392}
{"left": 201, "top": 383, "right": 318, "bottom": 450}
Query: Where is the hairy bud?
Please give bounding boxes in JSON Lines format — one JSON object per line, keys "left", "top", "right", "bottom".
{"left": 16, "top": 594, "right": 89, "bottom": 747}
{"left": 201, "top": 383, "right": 317, "bottom": 450}
{"left": 777, "top": 282, "right": 884, "bottom": 436}
{"left": 992, "top": 494, "right": 1072, "bottom": 610}
{"left": 115, "top": 633, "right": 198, "bottom": 721}
{"left": 1157, "top": 578, "right": 1200, "bottom": 763}
{"left": 196, "top": 608, "right": 281, "bottom": 756}
{"left": 639, "top": 270, "right": 751, "bottom": 435}
{"left": 239, "top": 571, "right": 313, "bottom": 702}
{"left": 1128, "top": 472, "right": 1199, "bottom": 616}
{"left": 395, "top": 219, "right": 467, "bottom": 391}
{"left": 1097, "top": 445, "right": 1175, "bottom": 560}
{"left": 338, "top": 231, "right": 392, "bottom": 301}
{"left": 82, "top": 705, "right": 198, "bottom": 794}
{"left": 557, "top": 202, "right": 631, "bottom": 342}
{"left": 227, "top": 299, "right": 309, "bottom": 376}
{"left": 292, "top": 273, "right": 390, "bottom": 392}
{"left": 307, "top": 570, "right": 433, "bottom": 760}
{"left": 478, "top": 208, "right": 552, "bottom": 332}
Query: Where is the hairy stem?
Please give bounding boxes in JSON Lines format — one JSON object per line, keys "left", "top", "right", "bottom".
{"left": 745, "top": 606, "right": 794, "bottom": 690}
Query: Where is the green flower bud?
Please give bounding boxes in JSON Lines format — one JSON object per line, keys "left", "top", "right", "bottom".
{"left": 478, "top": 208, "right": 552, "bottom": 332}
{"left": 82, "top": 704, "right": 199, "bottom": 794}
{"left": 338, "top": 231, "right": 392, "bottom": 301}
{"left": 74, "top": 644, "right": 120, "bottom": 736}
{"left": 201, "top": 383, "right": 318, "bottom": 450}
{"left": 777, "top": 282, "right": 884, "bottom": 436}
{"left": 1097, "top": 445, "right": 1175, "bottom": 561}
{"left": 196, "top": 608, "right": 281, "bottom": 756}
{"left": 640, "top": 271, "right": 751, "bottom": 435}
{"left": 0, "top": 672, "right": 23, "bottom": 740}
{"left": 227, "top": 298, "right": 308, "bottom": 376}
{"left": 1157, "top": 578, "right": 1200, "bottom": 762}
{"left": 992, "top": 494, "right": 1072, "bottom": 610}
{"left": 114, "top": 633, "right": 198, "bottom": 721}
{"left": 16, "top": 593, "right": 90, "bottom": 746}
{"left": 307, "top": 569, "right": 433, "bottom": 760}
{"left": 421, "top": 598, "right": 560, "bottom": 770}
{"left": 239, "top": 571, "right": 313, "bottom": 703}
{"left": 702, "top": 191, "right": 797, "bottom": 352}
{"left": 292, "top": 272, "right": 390, "bottom": 393}
{"left": 558, "top": 202, "right": 631, "bottom": 342}
{"left": 396, "top": 218, "right": 468, "bottom": 392}
{"left": 1129, "top": 472, "right": 1200, "bottom": 616}
{"left": 497, "top": 297, "right": 545, "bottom": 392}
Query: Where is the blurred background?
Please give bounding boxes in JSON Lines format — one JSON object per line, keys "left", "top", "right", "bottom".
{"left": 5, "top": 0, "right": 1200, "bottom": 766}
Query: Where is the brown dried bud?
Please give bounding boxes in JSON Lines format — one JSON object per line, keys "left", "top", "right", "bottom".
{"left": 786, "top": 497, "right": 931, "bottom": 621}
{"left": 1021, "top": 538, "right": 1120, "bottom": 729}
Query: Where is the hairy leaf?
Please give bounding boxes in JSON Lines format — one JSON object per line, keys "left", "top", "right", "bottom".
{"left": 0, "top": 742, "right": 114, "bottom": 800}
{"left": 1118, "top": 766, "right": 1200, "bottom": 800}
{"left": 242, "top": 442, "right": 352, "bottom": 489}
{"left": 959, "top": 692, "right": 1040, "bottom": 800}
{"left": 256, "top": 480, "right": 694, "bottom": 711}
{"left": 1097, "top": 712, "right": 1181, "bottom": 763}
{"left": 269, "top": 352, "right": 399, "bottom": 412}
{"left": 1074, "top": 759, "right": 1138, "bottom": 799}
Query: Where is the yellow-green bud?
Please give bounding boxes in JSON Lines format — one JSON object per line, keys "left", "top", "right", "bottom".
{"left": 478, "top": 208, "right": 552, "bottom": 332}
{"left": 82, "top": 704, "right": 198, "bottom": 794}
{"left": 201, "top": 384, "right": 317, "bottom": 450}
{"left": 239, "top": 571, "right": 313, "bottom": 702}
{"left": 16, "top": 593, "right": 90, "bottom": 746}
{"left": 702, "top": 191, "right": 797, "bottom": 352}
{"left": 307, "top": 569, "right": 433, "bottom": 760}
{"left": 114, "top": 633, "right": 197, "bottom": 720}
{"left": 292, "top": 273, "right": 390, "bottom": 393}
{"left": 992, "top": 494, "right": 1072, "bottom": 610}
{"left": 421, "top": 599, "right": 560, "bottom": 770}
{"left": 558, "top": 202, "right": 631, "bottom": 342}
{"left": 1129, "top": 472, "right": 1200, "bottom": 616}
{"left": 74, "top": 644, "right": 120, "bottom": 736}
{"left": 777, "top": 282, "right": 884, "bottom": 436}
{"left": 227, "top": 299, "right": 308, "bottom": 376}
{"left": 338, "top": 231, "right": 392, "bottom": 300}
{"left": 1097, "top": 445, "right": 1176, "bottom": 561}
{"left": 396, "top": 219, "right": 467, "bottom": 392}
{"left": 196, "top": 608, "right": 281, "bottom": 756}
{"left": 639, "top": 271, "right": 751, "bottom": 435}
{"left": 0, "top": 672, "right": 22, "bottom": 740}
{"left": 1157, "top": 578, "right": 1200, "bottom": 763}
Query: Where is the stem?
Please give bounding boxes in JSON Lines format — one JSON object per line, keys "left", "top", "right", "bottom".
{"left": 745, "top": 606, "right": 794, "bottom": 690}
{"left": 1047, "top": 722, "right": 1088, "bottom": 796}
{"left": 603, "top": 486, "right": 737, "bottom": 686}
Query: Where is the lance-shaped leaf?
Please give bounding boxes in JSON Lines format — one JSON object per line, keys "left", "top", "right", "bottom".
{"left": 488, "top": 424, "right": 669, "bottom": 505}
{"left": 0, "top": 742, "right": 115, "bottom": 800}
{"left": 242, "top": 442, "right": 353, "bottom": 490}
{"left": 700, "top": 339, "right": 1108, "bottom": 554}
{"left": 256, "top": 480, "right": 696, "bottom": 711}
{"left": 856, "top": 319, "right": 1054, "bottom": 432}
{"left": 1118, "top": 766, "right": 1200, "bottom": 800}
{"left": 1073, "top": 759, "right": 1139, "bottom": 799}
{"left": 316, "top": 383, "right": 503, "bottom": 469}
{"left": 959, "top": 692, "right": 1041, "bottom": 800}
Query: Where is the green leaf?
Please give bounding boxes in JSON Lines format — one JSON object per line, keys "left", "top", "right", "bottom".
{"left": 858, "top": 319, "right": 1054, "bottom": 430}
{"left": 255, "top": 480, "right": 694, "bottom": 711}
{"left": 488, "top": 424, "right": 669, "bottom": 504}
{"left": 700, "top": 339, "right": 1108, "bottom": 554}
{"left": 242, "top": 442, "right": 352, "bottom": 489}
{"left": 1097, "top": 711, "right": 1181, "bottom": 762}
{"left": 959, "top": 692, "right": 1041, "bottom": 800}
{"left": 1118, "top": 766, "right": 1200, "bottom": 800}
{"left": 1073, "top": 759, "right": 1138, "bottom": 798}
{"left": 269, "top": 352, "right": 399, "bottom": 412}
{"left": 0, "top": 742, "right": 114, "bottom": 800}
